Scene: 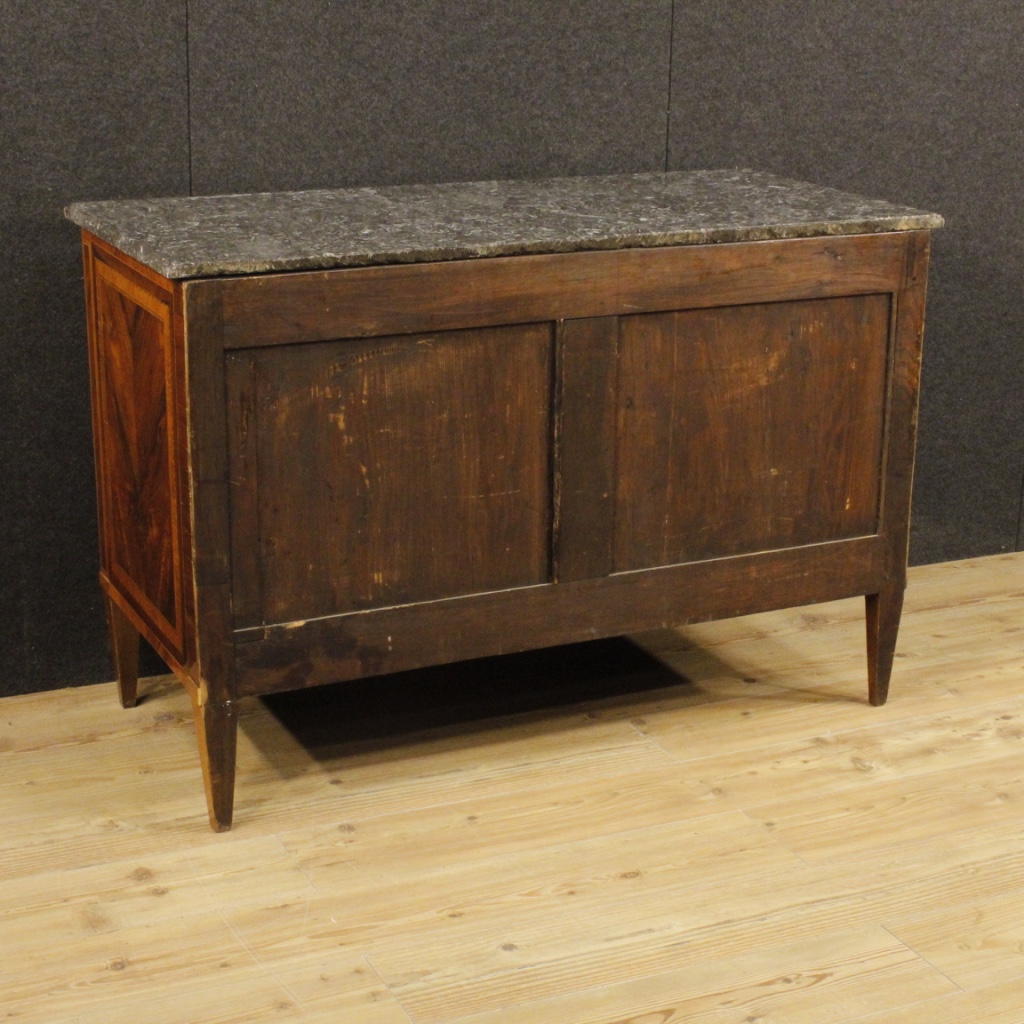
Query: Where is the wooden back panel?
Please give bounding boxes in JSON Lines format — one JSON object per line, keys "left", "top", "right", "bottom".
{"left": 613, "top": 293, "right": 892, "bottom": 568}
{"left": 176, "top": 231, "right": 925, "bottom": 694}
{"left": 226, "top": 324, "right": 554, "bottom": 626}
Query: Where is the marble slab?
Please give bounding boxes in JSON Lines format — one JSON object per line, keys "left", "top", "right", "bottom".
{"left": 66, "top": 169, "right": 943, "bottom": 280}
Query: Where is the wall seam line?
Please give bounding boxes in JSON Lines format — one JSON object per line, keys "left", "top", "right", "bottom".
{"left": 664, "top": 0, "right": 676, "bottom": 170}
{"left": 1015, "top": 458, "right": 1024, "bottom": 551}
{"left": 185, "top": 0, "right": 194, "bottom": 195}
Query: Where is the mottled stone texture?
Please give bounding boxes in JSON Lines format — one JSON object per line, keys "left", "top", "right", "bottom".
{"left": 66, "top": 170, "right": 940, "bottom": 279}
{"left": 186, "top": 0, "right": 673, "bottom": 194}
{"left": 670, "top": 0, "right": 1024, "bottom": 564}
{"left": 0, "top": 1, "right": 189, "bottom": 695}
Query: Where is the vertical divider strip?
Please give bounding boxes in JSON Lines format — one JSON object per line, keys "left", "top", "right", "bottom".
{"left": 551, "top": 320, "right": 565, "bottom": 582}
{"left": 555, "top": 316, "right": 620, "bottom": 583}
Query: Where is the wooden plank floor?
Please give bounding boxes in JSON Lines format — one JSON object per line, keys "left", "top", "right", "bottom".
{"left": 2, "top": 553, "right": 1024, "bottom": 1023}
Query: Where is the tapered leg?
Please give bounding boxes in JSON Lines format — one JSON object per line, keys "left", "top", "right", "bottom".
{"left": 192, "top": 695, "right": 238, "bottom": 832}
{"left": 107, "top": 596, "right": 141, "bottom": 709}
{"left": 865, "top": 583, "right": 905, "bottom": 706}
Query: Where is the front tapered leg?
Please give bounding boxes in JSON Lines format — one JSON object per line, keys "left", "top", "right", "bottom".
{"left": 865, "top": 583, "right": 905, "bottom": 706}
{"left": 107, "top": 596, "right": 141, "bottom": 709}
{"left": 192, "top": 694, "right": 238, "bottom": 831}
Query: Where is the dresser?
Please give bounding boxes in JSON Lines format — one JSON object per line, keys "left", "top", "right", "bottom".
{"left": 67, "top": 171, "right": 942, "bottom": 830}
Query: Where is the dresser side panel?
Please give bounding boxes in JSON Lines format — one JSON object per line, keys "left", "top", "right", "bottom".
{"left": 83, "top": 237, "right": 189, "bottom": 668}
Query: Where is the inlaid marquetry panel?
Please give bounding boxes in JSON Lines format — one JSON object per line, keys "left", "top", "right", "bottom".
{"left": 91, "top": 259, "right": 184, "bottom": 657}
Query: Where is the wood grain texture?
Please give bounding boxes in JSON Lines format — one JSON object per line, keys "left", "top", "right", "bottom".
{"left": 866, "top": 582, "right": 904, "bottom": 705}
{"left": 89, "top": 249, "right": 183, "bottom": 657}
{"left": 180, "top": 279, "right": 239, "bottom": 830}
{"left": 232, "top": 537, "right": 884, "bottom": 696}
{"left": 83, "top": 235, "right": 196, "bottom": 687}
{"left": 613, "top": 293, "right": 890, "bottom": 569}
{"left": 216, "top": 233, "right": 907, "bottom": 348}
{"left": 553, "top": 317, "right": 619, "bottom": 582}
{"left": 1, "top": 553, "right": 1021, "bottom": 1024}
{"left": 79, "top": 227, "right": 932, "bottom": 830}
{"left": 865, "top": 231, "right": 933, "bottom": 704}
{"left": 226, "top": 324, "right": 554, "bottom": 626}
{"left": 75, "top": 264, "right": 239, "bottom": 827}
{"left": 181, "top": 279, "right": 233, "bottom": 705}
{"left": 106, "top": 595, "right": 140, "bottom": 710}
{"left": 192, "top": 695, "right": 237, "bottom": 833}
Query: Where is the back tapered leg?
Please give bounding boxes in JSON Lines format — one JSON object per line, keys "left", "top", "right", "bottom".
{"left": 107, "top": 596, "right": 141, "bottom": 709}
{"left": 865, "top": 583, "right": 904, "bottom": 706}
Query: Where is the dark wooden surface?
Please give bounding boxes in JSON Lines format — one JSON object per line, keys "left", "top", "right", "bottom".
{"left": 105, "top": 595, "right": 139, "bottom": 710}
{"left": 178, "top": 279, "right": 239, "bottom": 827}
{"left": 216, "top": 233, "right": 908, "bottom": 348}
{"left": 554, "top": 317, "right": 620, "bottom": 583}
{"left": 614, "top": 294, "right": 890, "bottom": 569}
{"left": 866, "top": 230, "right": 933, "bottom": 705}
{"left": 80, "top": 228, "right": 932, "bottom": 830}
{"left": 233, "top": 537, "right": 885, "bottom": 696}
{"left": 226, "top": 324, "right": 553, "bottom": 626}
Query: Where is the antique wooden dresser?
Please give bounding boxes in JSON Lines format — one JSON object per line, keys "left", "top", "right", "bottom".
{"left": 67, "top": 171, "right": 942, "bottom": 830}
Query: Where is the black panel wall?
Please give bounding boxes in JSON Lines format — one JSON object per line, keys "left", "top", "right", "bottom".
{"left": 2, "top": 0, "right": 1023, "bottom": 695}
{"left": 671, "top": 0, "right": 1024, "bottom": 563}
{"left": 188, "top": 0, "right": 674, "bottom": 194}
{"left": 0, "top": 2, "right": 190, "bottom": 695}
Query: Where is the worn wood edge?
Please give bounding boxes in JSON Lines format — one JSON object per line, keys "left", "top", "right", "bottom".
{"left": 231, "top": 536, "right": 885, "bottom": 697}
{"left": 82, "top": 234, "right": 111, "bottom": 577}
{"left": 216, "top": 233, "right": 908, "bottom": 349}
{"left": 181, "top": 280, "right": 236, "bottom": 708}
{"left": 861, "top": 230, "right": 932, "bottom": 705}
{"left": 85, "top": 230, "right": 177, "bottom": 297}
{"left": 881, "top": 230, "right": 931, "bottom": 579}
{"left": 171, "top": 283, "right": 198, "bottom": 673}
{"left": 92, "top": 256, "right": 174, "bottom": 320}
{"left": 104, "top": 562, "right": 184, "bottom": 663}
{"left": 179, "top": 278, "right": 240, "bottom": 829}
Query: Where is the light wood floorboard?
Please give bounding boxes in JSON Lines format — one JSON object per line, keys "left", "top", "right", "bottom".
{"left": 2, "top": 552, "right": 1023, "bottom": 1022}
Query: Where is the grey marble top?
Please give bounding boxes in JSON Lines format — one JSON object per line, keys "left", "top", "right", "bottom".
{"left": 65, "top": 170, "right": 943, "bottom": 280}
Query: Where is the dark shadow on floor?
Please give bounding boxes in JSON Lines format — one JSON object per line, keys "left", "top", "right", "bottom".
{"left": 256, "top": 637, "right": 690, "bottom": 755}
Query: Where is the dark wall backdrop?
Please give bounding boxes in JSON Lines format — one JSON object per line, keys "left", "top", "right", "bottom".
{"left": 3, "top": 0, "right": 1022, "bottom": 696}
